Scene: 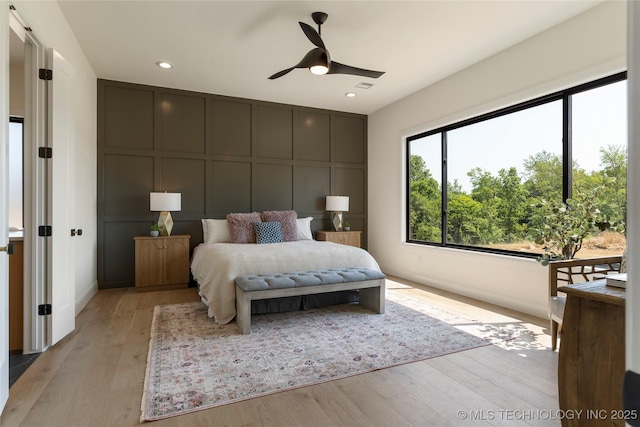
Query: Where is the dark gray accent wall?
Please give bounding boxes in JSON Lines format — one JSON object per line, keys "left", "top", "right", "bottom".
{"left": 97, "top": 79, "right": 369, "bottom": 289}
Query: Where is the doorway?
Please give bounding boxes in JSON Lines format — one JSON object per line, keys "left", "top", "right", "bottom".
{"left": 8, "top": 19, "right": 26, "bottom": 365}
{"left": 8, "top": 20, "right": 31, "bottom": 387}
{"left": 8, "top": 8, "right": 47, "bottom": 358}
{"left": 7, "top": 4, "right": 78, "bottom": 360}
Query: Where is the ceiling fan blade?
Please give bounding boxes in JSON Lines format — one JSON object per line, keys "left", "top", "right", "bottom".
{"left": 268, "top": 48, "right": 328, "bottom": 79}
{"left": 299, "top": 21, "right": 325, "bottom": 50}
{"left": 268, "top": 68, "right": 295, "bottom": 80}
{"left": 328, "top": 61, "right": 385, "bottom": 79}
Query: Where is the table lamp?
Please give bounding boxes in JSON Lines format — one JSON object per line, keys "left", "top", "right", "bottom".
{"left": 150, "top": 192, "right": 181, "bottom": 236}
{"left": 326, "top": 195, "right": 349, "bottom": 231}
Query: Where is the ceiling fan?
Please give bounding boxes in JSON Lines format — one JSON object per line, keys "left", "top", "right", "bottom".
{"left": 268, "top": 12, "right": 385, "bottom": 80}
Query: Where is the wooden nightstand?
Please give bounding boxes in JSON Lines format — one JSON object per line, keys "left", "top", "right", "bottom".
{"left": 134, "top": 234, "right": 190, "bottom": 292}
{"left": 316, "top": 230, "right": 362, "bottom": 248}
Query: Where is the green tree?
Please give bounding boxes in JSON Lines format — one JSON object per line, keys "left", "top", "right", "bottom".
{"left": 408, "top": 155, "right": 441, "bottom": 241}
{"left": 469, "top": 167, "right": 499, "bottom": 203}
{"left": 447, "top": 193, "right": 485, "bottom": 245}
{"left": 599, "top": 144, "right": 627, "bottom": 226}
{"left": 409, "top": 145, "right": 626, "bottom": 253}
{"left": 468, "top": 168, "right": 503, "bottom": 243}
{"left": 495, "top": 167, "right": 528, "bottom": 242}
{"left": 522, "top": 151, "right": 563, "bottom": 203}
{"left": 572, "top": 145, "right": 626, "bottom": 231}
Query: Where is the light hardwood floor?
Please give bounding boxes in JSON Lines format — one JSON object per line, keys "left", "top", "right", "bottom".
{"left": 2, "top": 276, "right": 559, "bottom": 427}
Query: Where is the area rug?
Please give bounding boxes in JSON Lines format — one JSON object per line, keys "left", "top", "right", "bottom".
{"left": 141, "top": 291, "right": 518, "bottom": 422}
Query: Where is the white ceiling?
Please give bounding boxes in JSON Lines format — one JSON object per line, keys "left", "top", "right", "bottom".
{"left": 56, "top": 0, "right": 604, "bottom": 115}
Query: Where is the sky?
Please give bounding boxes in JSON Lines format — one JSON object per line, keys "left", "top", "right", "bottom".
{"left": 410, "top": 80, "right": 627, "bottom": 193}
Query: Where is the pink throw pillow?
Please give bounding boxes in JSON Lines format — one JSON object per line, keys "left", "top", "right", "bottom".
{"left": 226, "top": 212, "right": 262, "bottom": 243}
{"left": 261, "top": 210, "right": 298, "bottom": 242}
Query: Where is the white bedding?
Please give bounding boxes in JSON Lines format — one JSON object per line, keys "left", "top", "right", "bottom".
{"left": 190, "top": 240, "right": 382, "bottom": 324}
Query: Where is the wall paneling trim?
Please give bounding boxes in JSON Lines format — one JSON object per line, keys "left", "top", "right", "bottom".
{"left": 97, "top": 79, "right": 368, "bottom": 289}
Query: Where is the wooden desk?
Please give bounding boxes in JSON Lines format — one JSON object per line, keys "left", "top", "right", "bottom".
{"left": 558, "top": 280, "right": 625, "bottom": 427}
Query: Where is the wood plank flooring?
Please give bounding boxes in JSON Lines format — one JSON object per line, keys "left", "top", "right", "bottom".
{"left": 1, "top": 276, "right": 560, "bottom": 427}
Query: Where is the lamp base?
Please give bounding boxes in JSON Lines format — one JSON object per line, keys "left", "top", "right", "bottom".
{"left": 158, "top": 211, "right": 174, "bottom": 236}
{"left": 331, "top": 211, "right": 343, "bottom": 231}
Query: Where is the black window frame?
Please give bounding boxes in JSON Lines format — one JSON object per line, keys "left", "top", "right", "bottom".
{"left": 406, "top": 71, "right": 627, "bottom": 258}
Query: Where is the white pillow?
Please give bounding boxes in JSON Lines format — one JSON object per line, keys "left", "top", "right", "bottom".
{"left": 296, "top": 217, "right": 314, "bottom": 240}
{"left": 201, "top": 219, "right": 232, "bottom": 243}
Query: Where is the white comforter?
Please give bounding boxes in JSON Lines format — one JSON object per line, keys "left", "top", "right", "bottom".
{"left": 190, "top": 240, "right": 381, "bottom": 324}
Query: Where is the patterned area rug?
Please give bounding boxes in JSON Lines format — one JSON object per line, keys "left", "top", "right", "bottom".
{"left": 141, "top": 291, "right": 517, "bottom": 421}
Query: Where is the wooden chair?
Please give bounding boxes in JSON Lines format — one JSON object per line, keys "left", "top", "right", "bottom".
{"left": 548, "top": 255, "right": 623, "bottom": 351}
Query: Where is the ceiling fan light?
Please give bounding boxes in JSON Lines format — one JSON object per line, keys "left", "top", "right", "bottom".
{"left": 309, "top": 64, "right": 328, "bottom": 75}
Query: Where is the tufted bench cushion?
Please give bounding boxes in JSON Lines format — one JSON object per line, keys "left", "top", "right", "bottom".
{"left": 235, "top": 268, "right": 386, "bottom": 292}
{"left": 235, "top": 267, "right": 385, "bottom": 334}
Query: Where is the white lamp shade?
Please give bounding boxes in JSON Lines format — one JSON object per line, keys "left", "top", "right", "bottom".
{"left": 326, "top": 196, "right": 349, "bottom": 212}
{"left": 150, "top": 192, "right": 181, "bottom": 211}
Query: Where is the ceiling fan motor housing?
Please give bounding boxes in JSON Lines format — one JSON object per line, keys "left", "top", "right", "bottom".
{"left": 312, "top": 12, "right": 328, "bottom": 26}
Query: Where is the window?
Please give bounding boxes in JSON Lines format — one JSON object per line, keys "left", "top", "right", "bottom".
{"left": 408, "top": 133, "right": 441, "bottom": 243}
{"left": 407, "top": 73, "right": 627, "bottom": 257}
{"left": 572, "top": 81, "right": 627, "bottom": 233}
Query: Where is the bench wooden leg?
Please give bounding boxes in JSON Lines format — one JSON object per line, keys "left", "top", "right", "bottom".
{"left": 359, "top": 279, "right": 385, "bottom": 314}
{"left": 235, "top": 287, "right": 252, "bottom": 334}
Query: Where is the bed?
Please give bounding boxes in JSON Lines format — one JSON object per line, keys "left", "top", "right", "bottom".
{"left": 190, "top": 239, "right": 382, "bottom": 324}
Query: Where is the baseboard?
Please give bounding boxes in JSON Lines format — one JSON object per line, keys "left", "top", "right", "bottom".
{"left": 75, "top": 280, "right": 98, "bottom": 316}
{"left": 380, "top": 264, "right": 547, "bottom": 319}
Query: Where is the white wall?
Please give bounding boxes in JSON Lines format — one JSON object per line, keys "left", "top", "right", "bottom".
{"left": 9, "top": 35, "right": 24, "bottom": 229}
{"left": 9, "top": 64, "right": 24, "bottom": 117}
{"left": 12, "top": 0, "right": 98, "bottom": 314}
{"left": 368, "top": 1, "right": 627, "bottom": 319}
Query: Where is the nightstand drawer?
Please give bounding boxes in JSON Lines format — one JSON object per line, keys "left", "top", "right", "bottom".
{"left": 316, "top": 231, "right": 361, "bottom": 248}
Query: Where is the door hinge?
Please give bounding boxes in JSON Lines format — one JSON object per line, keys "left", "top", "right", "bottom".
{"left": 38, "top": 304, "right": 52, "bottom": 316}
{"left": 38, "top": 225, "right": 52, "bottom": 237}
{"left": 39, "top": 68, "right": 52, "bottom": 80}
{"left": 38, "top": 147, "right": 52, "bottom": 158}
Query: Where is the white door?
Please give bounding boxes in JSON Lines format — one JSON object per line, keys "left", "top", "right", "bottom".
{"left": 47, "top": 49, "right": 75, "bottom": 345}
{"left": 0, "top": 0, "right": 10, "bottom": 413}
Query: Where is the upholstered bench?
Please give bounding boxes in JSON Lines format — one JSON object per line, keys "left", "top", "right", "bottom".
{"left": 234, "top": 267, "right": 386, "bottom": 334}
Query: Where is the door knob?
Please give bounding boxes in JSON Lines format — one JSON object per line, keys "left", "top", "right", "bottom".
{"left": 0, "top": 243, "right": 14, "bottom": 255}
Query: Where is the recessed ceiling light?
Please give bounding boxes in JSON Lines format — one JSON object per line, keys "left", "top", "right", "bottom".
{"left": 345, "top": 92, "right": 357, "bottom": 98}
{"left": 157, "top": 61, "right": 173, "bottom": 69}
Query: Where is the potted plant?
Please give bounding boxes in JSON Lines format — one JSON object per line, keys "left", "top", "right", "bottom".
{"left": 150, "top": 223, "right": 161, "bottom": 237}
{"left": 343, "top": 221, "right": 351, "bottom": 231}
